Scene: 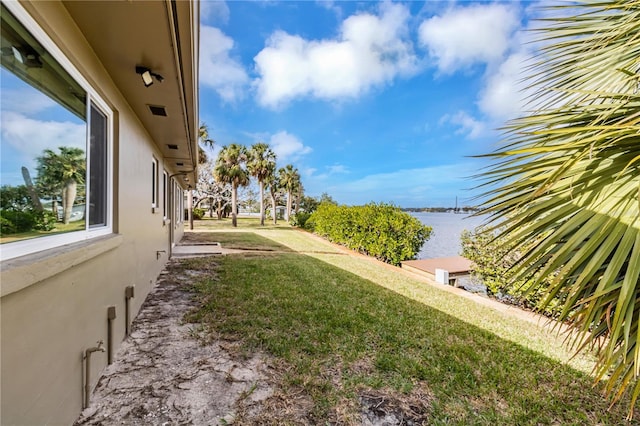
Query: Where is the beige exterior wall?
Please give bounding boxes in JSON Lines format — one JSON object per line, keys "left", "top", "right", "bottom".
{"left": 0, "top": 2, "right": 191, "bottom": 424}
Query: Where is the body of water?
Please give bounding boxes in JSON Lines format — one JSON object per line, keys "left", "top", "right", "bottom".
{"left": 411, "top": 212, "right": 487, "bottom": 259}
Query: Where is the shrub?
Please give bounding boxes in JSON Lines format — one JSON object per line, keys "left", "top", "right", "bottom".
{"left": 32, "top": 210, "right": 56, "bottom": 231}
{"left": 0, "top": 216, "right": 17, "bottom": 234}
{"left": 0, "top": 210, "right": 35, "bottom": 233}
{"left": 290, "top": 212, "right": 312, "bottom": 229}
{"left": 461, "top": 227, "right": 564, "bottom": 317}
{"left": 307, "top": 202, "right": 431, "bottom": 265}
{"left": 0, "top": 209, "right": 57, "bottom": 234}
{"left": 192, "top": 208, "right": 205, "bottom": 220}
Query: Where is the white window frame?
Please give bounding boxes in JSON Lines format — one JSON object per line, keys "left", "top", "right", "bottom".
{"left": 174, "top": 180, "right": 182, "bottom": 225}
{"left": 162, "top": 171, "right": 168, "bottom": 220}
{"left": 0, "top": 1, "right": 113, "bottom": 261}
{"left": 151, "top": 157, "right": 158, "bottom": 210}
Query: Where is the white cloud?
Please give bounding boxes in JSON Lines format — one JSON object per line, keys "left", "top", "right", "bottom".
{"left": 1, "top": 111, "right": 86, "bottom": 172}
{"left": 478, "top": 52, "right": 533, "bottom": 121}
{"left": 315, "top": 164, "right": 476, "bottom": 205}
{"left": 309, "top": 163, "right": 350, "bottom": 180}
{"left": 303, "top": 167, "right": 317, "bottom": 178}
{"left": 1, "top": 89, "right": 56, "bottom": 114}
{"left": 253, "top": 2, "right": 418, "bottom": 108}
{"left": 316, "top": 0, "right": 343, "bottom": 19}
{"left": 418, "top": 3, "right": 520, "bottom": 74}
{"left": 267, "top": 131, "right": 312, "bottom": 163}
{"left": 200, "top": 25, "right": 249, "bottom": 102}
{"left": 338, "top": 165, "right": 462, "bottom": 193}
{"left": 440, "top": 110, "right": 485, "bottom": 139}
{"left": 201, "top": 0, "right": 230, "bottom": 24}
{"left": 327, "top": 164, "right": 349, "bottom": 174}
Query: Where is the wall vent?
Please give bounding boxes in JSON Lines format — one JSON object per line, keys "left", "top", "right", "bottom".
{"left": 176, "top": 162, "right": 184, "bottom": 166}
{"left": 148, "top": 105, "right": 167, "bottom": 116}
{"left": 167, "top": 144, "right": 179, "bottom": 150}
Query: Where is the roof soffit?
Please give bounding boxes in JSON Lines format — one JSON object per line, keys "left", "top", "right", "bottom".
{"left": 62, "top": 0, "right": 198, "bottom": 182}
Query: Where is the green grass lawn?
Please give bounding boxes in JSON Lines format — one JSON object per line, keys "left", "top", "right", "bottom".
{"left": 184, "top": 217, "right": 637, "bottom": 424}
{"left": 182, "top": 229, "right": 289, "bottom": 251}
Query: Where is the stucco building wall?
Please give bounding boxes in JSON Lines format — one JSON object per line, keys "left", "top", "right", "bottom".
{"left": 0, "top": 1, "right": 194, "bottom": 424}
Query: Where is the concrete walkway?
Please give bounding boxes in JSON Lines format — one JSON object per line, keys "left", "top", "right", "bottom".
{"left": 171, "top": 242, "right": 223, "bottom": 257}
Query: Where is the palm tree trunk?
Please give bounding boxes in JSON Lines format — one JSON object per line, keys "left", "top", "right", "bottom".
{"left": 231, "top": 182, "right": 238, "bottom": 227}
{"left": 270, "top": 190, "right": 277, "bottom": 224}
{"left": 21, "top": 166, "right": 43, "bottom": 212}
{"left": 259, "top": 180, "right": 265, "bottom": 226}
{"left": 62, "top": 180, "right": 77, "bottom": 225}
{"left": 286, "top": 191, "right": 292, "bottom": 222}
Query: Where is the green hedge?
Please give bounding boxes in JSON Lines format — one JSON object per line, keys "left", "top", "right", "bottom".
{"left": 291, "top": 211, "right": 312, "bottom": 228}
{"left": 306, "top": 202, "right": 431, "bottom": 265}
{"left": 0, "top": 209, "right": 56, "bottom": 234}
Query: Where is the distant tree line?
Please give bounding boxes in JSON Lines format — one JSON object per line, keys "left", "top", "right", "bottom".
{"left": 195, "top": 123, "right": 303, "bottom": 228}
{"left": 402, "top": 206, "right": 480, "bottom": 213}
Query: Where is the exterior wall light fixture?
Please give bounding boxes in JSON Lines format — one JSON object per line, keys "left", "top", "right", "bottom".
{"left": 135, "top": 66, "right": 164, "bottom": 87}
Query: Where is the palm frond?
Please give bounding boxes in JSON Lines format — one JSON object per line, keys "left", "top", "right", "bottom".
{"left": 478, "top": 1, "right": 640, "bottom": 416}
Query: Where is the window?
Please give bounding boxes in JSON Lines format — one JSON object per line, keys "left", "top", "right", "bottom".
{"left": 174, "top": 181, "right": 182, "bottom": 225}
{"left": 0, "top": 2, "right": 112, "bottom": 260}
{"left": 162, "top": 171, "right": 168, "bottom": 220}
{"left": 89, "top": 104, "right": 108, "bottom": 227}
{"left": 151, "top": 158, "right": 158, "bottom": 209}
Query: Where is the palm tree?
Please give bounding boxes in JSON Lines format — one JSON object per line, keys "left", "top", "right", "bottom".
{"left": 247, "top": 143, "right": 277, "bottom": 226}
{"left": 214, "top": 143, "right": 248, "bottom": 227}
{"left": 278, "top": 164, "right": 300, "bottom": 222}
{"left": 265, "top": 169, "right": 281, "bottom": 225}
{"left": 198, "top": 123, "right": 215, "bottom": 164}
{"left": 477, "top": 1, "right": 640, "bottom": 416}
{"left": 293, "top": 181, "right": 304, "bottom": 215}
{"left": 36, "top": 146, "right": 85, "bottom": 224}
{"left": 190, "top": 122, "right": 216, "bottom": 229}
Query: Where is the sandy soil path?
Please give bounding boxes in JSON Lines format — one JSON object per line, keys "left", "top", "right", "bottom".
{"left": 74, "top": 259, "right": 274, "bottom": 425}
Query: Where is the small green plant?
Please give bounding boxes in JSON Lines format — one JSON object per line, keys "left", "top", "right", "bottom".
{"left": 290, "top": 211, "right": 312, "bottom": 229}
{"left": 461, "top": 227, "right": 564, "bottom": 317}
{"left": 0, "top": 215, "right": 17, "bottom": 234}
{"left": 33, "top": 210, "right": 56, "bottom": 231}
{"left": 192, "top": 207, "right": 205, "bottom": 220}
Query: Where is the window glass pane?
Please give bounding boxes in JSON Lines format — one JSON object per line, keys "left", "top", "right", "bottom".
{"left": 1, "top": 4, "right": 87, "bottom": 244}
{"left": 89, "top": 103, "right": 107, "bottom": 227}
{"left": 151, "top": 159, "right": 157, "bottom": 207}
{"left": 163, "top": 172, "right": 167, "bottom": 218}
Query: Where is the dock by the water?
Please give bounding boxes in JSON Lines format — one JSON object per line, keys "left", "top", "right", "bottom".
{"left": 402, "top": 256, "right": 472, "bottom": 286}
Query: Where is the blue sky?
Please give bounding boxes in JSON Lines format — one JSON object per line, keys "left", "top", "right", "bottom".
{"left": 0, "top": 1, "right": 541, "bottom": 208}
{"left": 199, "top": 1, "right": 541, "bottom": 207}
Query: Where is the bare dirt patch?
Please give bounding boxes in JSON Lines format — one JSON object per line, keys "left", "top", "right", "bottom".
{"left": 74, "top": 259, "right": 275, "bottom": 425}
{"left": 359, "top": 386, "right": 432, "bottom": 426}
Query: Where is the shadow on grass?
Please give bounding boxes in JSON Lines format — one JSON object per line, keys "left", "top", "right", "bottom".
{"left": 186, "top": 252, "right": 637, "bottom": 425}
{"left": 182, "top": 231, "right": 295, "bottom": 252}
{"left": 192, "top": 216, "right": 295, "bottom": 231}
